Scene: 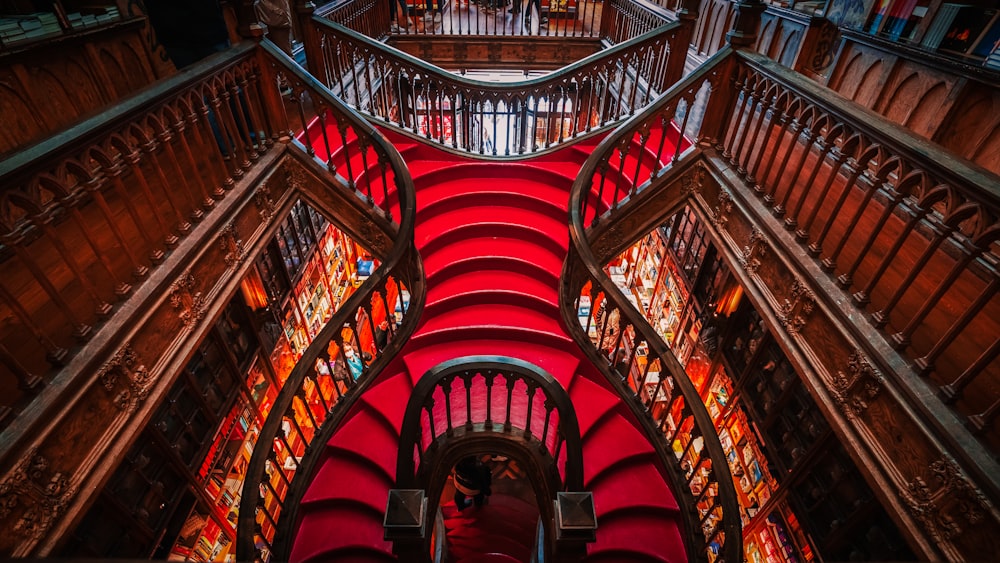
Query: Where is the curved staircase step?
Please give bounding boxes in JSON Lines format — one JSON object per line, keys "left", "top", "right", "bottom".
{"left": 300, "top": 452, "right": 394, "bottom": 508}
{"left": 402, "top": 340, "right": 580, "bottom": 388}
{"left": 413, "top": 303, "right": 569, "bottom": 342}
{"left": 566, "top": 376, "right": 624, "bottom": 436}
{"left": 327, "top": 407, "right": 399, "bottom": 481}
{"left": 416, "top": 211, "right": 568, "bottom": 256}
{"left": 582, "top": 414, "right": 656, "bottom": 485}
{"left": 427, "top": 269, "right": 558, "bottom": 308}
{"left": 417, "top": 171, "right": 570, "bottom": 206}
{"left": 585, "top": 511, "right": 685, "bottom": 563}
{"left": 588, "top": 457, "right": 679, "bottom": 515}
{"left": 419, "top": 187, "right": 566, "bottom": 223}
{"left": 290, "top": 503, "right": 391, "bottom": 562}
{"left": 425, "top": 254, "right": 560, "bottom": 287}
{"left": 358, "top": 371, "right": 413, "bottom": 431}
{"left": 422, "top": 238, "right": 564, "bottom": 282}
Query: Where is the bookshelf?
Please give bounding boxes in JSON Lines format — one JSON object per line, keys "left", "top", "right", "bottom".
{"left": 0, "top": 1, "right": 123, "bottom": 47}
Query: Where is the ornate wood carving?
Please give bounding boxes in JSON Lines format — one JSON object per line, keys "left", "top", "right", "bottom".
{"left": 0, "top": 18, "right": 168, "bottom": 157}
{"left": 702, "top": 149, "right": 1000, "bottom": 560}
{"left": 0, "top": 448, "right": 77, "bottom": 543}
{"left": 741, "top": 227, "right": 768, "bottom": 275}
{"left": 221, "top": 221, "right": 248, "bottom": 268}
{"left": 830, "top": 350, "right": 884, "bottom": 418}
{"left": 903, "top": 456, "right": 993, "bottom": 545}
{"left": 169, "top": 272, "right": 207, "bottom": 328}
{"left": 711, "top": 189, "right": 733, "bottom": 228}
{"left": 96, "top": 343, "right": 153, "bottom": 413}
{"left": 0, "top": 148, "right": 295, "bottom": 557}
{"left": 777, "top": 277, "right": 815, "bottom": 334}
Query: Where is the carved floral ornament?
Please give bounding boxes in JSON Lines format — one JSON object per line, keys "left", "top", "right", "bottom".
{"left": 170, "top": 272, "right": 206, "bottom": 328}
{"left": 830, "top": 349, "right": 883, "bottom": 418}
{"left": 254, "top": 184, "right": 276, "bottom": 222}
{"left": 903, "top": 455, "right": 993, "bottom": 545}
{"left": 777, "top": 277, "right": 816, "bottom": 334}
{"left": 221, "top": 221, "right": 247, "bottom": 268}
{"left": 97, "top": 343, "right": 154, "bottom": 412}
{"left": 680, "top": 163, "right": 705, "bottom": 195}
{"left": 741, "top": 227, "right": 768, "bottom": 275}
{"left": 0, "top": 446, "right": 78, "bottom": 542}
{"left": 712, "top": 189, "right": 733, "bottom": 228}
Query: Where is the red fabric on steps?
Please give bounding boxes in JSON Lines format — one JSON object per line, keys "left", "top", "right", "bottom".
{"left": 290, "top": 129, "right": 687, "bottom": 562}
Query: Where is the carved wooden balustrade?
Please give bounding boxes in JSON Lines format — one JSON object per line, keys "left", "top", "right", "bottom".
{"left": 562, "top": 43, "right": 1000, "bottom": 559}
{"left": 395, "top": 356, "right": 584, "bottom": 560}
{"left": 0, "top": 35, "right": 421, "bottom": 557}
{"left": 318, "top": 0, "right": 611, "bottom": 39}
{"left": 0, "top": 42, "right": 271, "bottom": 424}
{"left": 719, "top": 51, "right": 1000, "bottom": 452}
{"left": 231, "top": 40, "right": 423, "bottom": 563}
{"left": 683, "top": 0, "right": 1000, "bottom": 177}
{"left": 310, "top": 16, "right": 685, "bottom": 156}
{"left": 561, "top": 48, "right": 742, "bottom": 563}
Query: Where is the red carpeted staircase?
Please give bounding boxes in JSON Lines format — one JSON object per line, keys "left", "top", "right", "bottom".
{"left": 441, "top": 493, "right": 539, "bottom": 562}
{"left": 290, "top": 127, "right": 687, "bottom": 562}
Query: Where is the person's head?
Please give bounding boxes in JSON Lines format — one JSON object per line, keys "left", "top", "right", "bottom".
{"left": 343, "top": 343, "right": 356, "bottom": 358}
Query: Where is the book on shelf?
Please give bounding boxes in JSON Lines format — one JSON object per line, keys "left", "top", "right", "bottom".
{"left": 938, "top": 5, "right": 997, "bottom": 53}
{"left": 970, "top": 12, "right": 1000, "bottom": 57}
{"left": 986, "top": 40, "right": 1000, "bottom": 69}
{"left": 920, "top": 3, "right": 968, "bottom": 50}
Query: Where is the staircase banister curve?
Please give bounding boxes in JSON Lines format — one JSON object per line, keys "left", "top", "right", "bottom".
{"left": 563, "top": 48, "right": 742, "bottom": 562}
{"left": 313, "top": 15, "right": 681, "bottom": 93}
{"left": 310, "top": 15, "right": 686, "bottom": 158}
{"left": 397, "top": 356, "right": 584, "bottom": 492}
{"left": 236, "top": 40, "right": 424, "bottom": 563}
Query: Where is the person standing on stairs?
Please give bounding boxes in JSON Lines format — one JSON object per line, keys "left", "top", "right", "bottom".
{"left": 453, "top": 456, "right": 492, "bottom": 510}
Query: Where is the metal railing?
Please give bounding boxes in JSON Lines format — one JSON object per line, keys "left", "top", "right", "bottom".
{"left": 235, "top": 41, "right": 424, "bottom": 562}
{"left": 310, "top": 15, "right": 686, "bottom": 157}
{"left": 562, "top": 47, "right": 743, "bottom": 562}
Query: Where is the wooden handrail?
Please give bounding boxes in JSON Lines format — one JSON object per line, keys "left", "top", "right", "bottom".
{"left": 315, "top": 0, "right": 674, "bottom": 41}
{"left": 307, "top": 15, "right": 687, "bottom": 157}
{"left": 563, "top": 47, "right": 743, "bottom": 563}
{"left": 396, "top": 355, "right": 584, "bottom": 491}
{"left": 235, "top": 39, "right": 424, "bottom": 563}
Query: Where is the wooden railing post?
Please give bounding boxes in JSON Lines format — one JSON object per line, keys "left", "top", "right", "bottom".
{"left": 253, "top": 29, "right": 293, "bottom": 142}
{"left": 296, "top": 1, "right": 323, "bottom": 77}
{"left": 663, "top": 0, "right": 700, "bottom": 84}
{"left": 725, "top": 0, "right": 764, "bottom": 48}
{"left": 695, "top": 51, "right": 737, "bottom": 149}
{"left": 233, "top": 0, "right": 260, "bottom": 39}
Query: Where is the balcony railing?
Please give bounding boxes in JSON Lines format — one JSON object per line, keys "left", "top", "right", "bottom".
{"left": 317, "top": 0, "right": 674, "bottom": 41}
{"left": 235, "top": 42, "right": 423, "bottom": 562}
{"left": 720, "top": 51, "right": 1000, "bottom": 452}
{"left": 397, "top": 356, "right": 583, "bottom": 490}
{"left": 308, "top": 15, "right": 686, "bottom": 156}
{"left": 0, "top": 42, "right": 282, "bottom": 423}
{"left": 565, "top": 38, "right": 1000, "bottom": 559}
{"left": 562, "top": 47, "right": 742, "bottom": 562}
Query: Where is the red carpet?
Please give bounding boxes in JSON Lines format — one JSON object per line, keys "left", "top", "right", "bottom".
{"left": 290, "top": 124, "right": 687, "bottom": 562}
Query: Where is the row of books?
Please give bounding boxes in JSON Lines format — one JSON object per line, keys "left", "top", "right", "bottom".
{"left": 919, "top": 3, "right": 1000, "bottom": 58}
{"left": 0, "top": 12, "right": 61, "bottom": 45}
{"left": 866, "top": 1, "right": 1000, "bottom": 62}
{"left": 0, "top": 6, "right": 120, "bottom": 46}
